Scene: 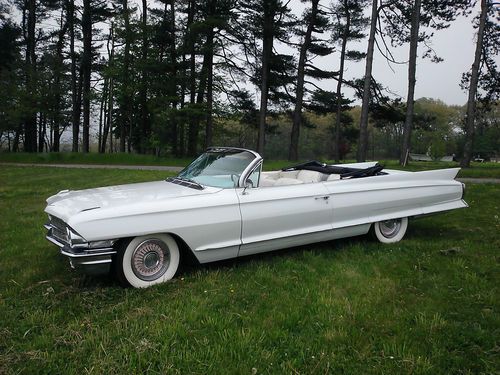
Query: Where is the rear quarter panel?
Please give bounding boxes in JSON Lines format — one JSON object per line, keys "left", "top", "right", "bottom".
{"left": 323, "top": 168, "right": 466, "bottom": 228}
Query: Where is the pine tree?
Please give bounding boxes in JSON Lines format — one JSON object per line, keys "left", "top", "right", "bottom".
{"left": 330, "top": 0, "right": 368, "bottom": 162}
{"left": 289, "top": 0, "right": 335, "bottom": 161}
{"left": 23, "top": 0, "right": 38, "bottom": 152}
{"left": 461, "top": 0, "right": 499, "bottom": 167}
{"left": 0, "top": 17, "right": 23, "bottom": 151}
{"left": 237, "top": 0, "right": 295, "bottom": 156}
{"left": 357, "top": 0, "right": 378, "bottom": 162}
{"left": 379, "top": 0, "right": 470, "bottom": 165}
{"left": 67, "top": 0, "right": 80, "bottom": 152}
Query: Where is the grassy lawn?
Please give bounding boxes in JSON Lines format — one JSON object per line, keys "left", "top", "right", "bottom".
{"left": 1, "top": 152, "right": 499, "bottom": 178}
{"left": 0, "top": 166, "right": 498, "bottom": 374}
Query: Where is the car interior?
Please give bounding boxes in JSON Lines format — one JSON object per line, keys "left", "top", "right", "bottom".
{"left": 259, "top": 161, "right": 386, "bottom": 187}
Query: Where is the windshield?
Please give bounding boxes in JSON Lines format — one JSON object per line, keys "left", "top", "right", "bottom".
{"left": 177, "top": 149, "right": 256, "bottom": 188}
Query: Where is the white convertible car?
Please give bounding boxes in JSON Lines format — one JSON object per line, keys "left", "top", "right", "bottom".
{"left": 45, "top": 147, "right": 467, "bottom": 288}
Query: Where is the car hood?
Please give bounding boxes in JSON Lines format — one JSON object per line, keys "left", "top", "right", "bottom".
{"left": 45, "top": 180, "right": 221, "bottom": 221}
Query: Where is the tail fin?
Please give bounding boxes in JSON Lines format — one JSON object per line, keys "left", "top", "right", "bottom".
{"left": 415, "top": 168, "right": 460, "bottom": 180}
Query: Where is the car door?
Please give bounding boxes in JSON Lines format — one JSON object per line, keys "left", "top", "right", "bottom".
{"left": 322, "top": 179, "right": 368, "bottom": 229}
{"left": 237, "top": 183, "right": 333, "bottom": 256}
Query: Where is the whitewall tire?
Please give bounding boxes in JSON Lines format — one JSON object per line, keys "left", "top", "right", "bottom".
{"left": 116, "top": 234, "right": 180, "bottom": 288}
{"left": 373, "top": 217, "right": 408, "bottom": 243}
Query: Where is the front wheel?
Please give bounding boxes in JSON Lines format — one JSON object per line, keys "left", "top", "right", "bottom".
{"left": 115, "top": 234, "right": 180, "bottom": 288}
{"left": 373, "top": 217, "right": 408, "bottom": 243}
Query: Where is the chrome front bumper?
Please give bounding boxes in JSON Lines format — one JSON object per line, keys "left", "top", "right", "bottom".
{"left": 45, "top": 224, "right": 117, "bottom": 275}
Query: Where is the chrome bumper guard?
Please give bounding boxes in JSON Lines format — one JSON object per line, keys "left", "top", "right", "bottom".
{"left": 45, "top": 225, "right": 116, "bottom": 275}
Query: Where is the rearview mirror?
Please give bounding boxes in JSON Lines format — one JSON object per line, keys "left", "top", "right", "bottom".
{"left": 242, "top": 179, "right": 254, "bottom": 195}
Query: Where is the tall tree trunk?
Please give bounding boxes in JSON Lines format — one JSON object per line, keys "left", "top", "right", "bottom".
{"left": 68, "top": 0, "right": 79, "bottom": 152}
{"left": 76, "top": 65, "right": 83, "bottom": 148}
{"left": 81, "top": 0, "right": 92, "bottom": 153}
{"left": 53, "top": 11, "right": 67, "bottom": 153}
{"left": 357, "top": 0, "right": 378, "bottom": 162}
{"left": 205, "top": 37, "right": 214, "bottom": 149}
{"left": 139, "top": 0, "right": 149, "bottom": 153}
{"left": 13, "top": 129, "right": 20, "bottom": 152}
{"left": 53, "top": 95, "right": 60, "bottom": 152}
{"left": 38, "top": 112, "right": 46, "bottom": 152}
{"left": 257, "top": 2, "right": 276, "bottom": 157}
{"left": 179, "top": 54, "right": 186, "bottom": 156}
{"left": 204, "top": 0, "right": 216, "bottom": 149}
{"left": 193, "top": 36, "right": 212, "bottom": 150}
{"left": 24, "top": 0, "right": 37, "bottom": 152}
{"left": 98, "top": 76, "right": 108, "bottom": 152}
{"left": 461, "top": 0, "right": 488, "bottom": 168}
{"left": 399, "top": 0, "right": 421, "bottom": 166}
{"left": 168, "top": 1, "right": 180, "bottom": 156}
{"left": 102, "top": 22, "right": 115, "bottom": 153}
{"left": 205, "top": 68, "right": 214, "bottom": 149}
{"left": 187, "top": 0, "right": 198, "bottom": 156}
{"left": 121, "top": 0, "right": 131, "bottom": 152}
{"left": 289, "top": 0, "right": 319, "bottom": 161}
{"left": 110, "top": 123, "right": 114, "bottom": 152}
{"left": 334, "top": 0, "right": 350, "bottom": 163}
{"left": 101, "top": 82, "right": 109, "bottom": 152}
{"left": 102, "top": 77, "right": 113, "bottom": 153}
{"left": 49, "top": 118, "right": 53, "bottom": 150}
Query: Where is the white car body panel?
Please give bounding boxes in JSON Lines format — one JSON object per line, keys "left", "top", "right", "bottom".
{"left": 237, "top": 182, "right": 332, "bottom": 256}
{"left": 44, "top": 149, "right": 467, "bottom": 273}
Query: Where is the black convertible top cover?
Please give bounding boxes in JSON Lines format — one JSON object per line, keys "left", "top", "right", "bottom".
{"left": 282, "top": 161, "right": 386, "bottom": 179}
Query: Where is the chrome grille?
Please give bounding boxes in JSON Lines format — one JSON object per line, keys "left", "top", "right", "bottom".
{"left": 48, "top": 215, "right": 68, "bottom": 243}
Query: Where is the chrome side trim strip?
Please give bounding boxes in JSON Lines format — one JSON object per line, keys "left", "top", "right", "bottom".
{"left": 60, "top": 249, "right": 116, "bottom": 258}
{"left": 78, "top": 258, "right": 113, "bottom": 265}
{"left": 86, "top": 247, "right": 114, "bottom": 253}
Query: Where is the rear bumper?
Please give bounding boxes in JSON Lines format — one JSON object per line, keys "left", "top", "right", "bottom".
{"left": 45, "top": 225, "right": 116, "bottom": 275}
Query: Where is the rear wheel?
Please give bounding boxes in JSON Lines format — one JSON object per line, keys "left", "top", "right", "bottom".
{"left": 373, "top": 217, "right": 408, "bottom": 243}
{"left": 115, "top": 234, "right": 180, "bottom": 288}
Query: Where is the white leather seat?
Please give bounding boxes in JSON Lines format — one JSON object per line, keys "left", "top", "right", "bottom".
{"left": 260, "top": 178, "right": 277, "bottom": 187}
{"left": 279, "top": 171, "right": 299, "bottom": 179}
{"left": 274, "top": 177, "right": 304, "bottom": 186}
{"left": 296, "top": 170, "right": 323, "bottom": 183}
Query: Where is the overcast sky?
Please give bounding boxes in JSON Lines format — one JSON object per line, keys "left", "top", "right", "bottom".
{"left": 344, "top": 13, "right": 481, "bottom": 106}
{"left": 280, "top": 1, "right": 499, "bottom": 107}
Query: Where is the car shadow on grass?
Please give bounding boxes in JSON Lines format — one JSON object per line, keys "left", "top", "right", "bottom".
{"left": 54, "top": 235, "right": 367, "bottom": 290}
{"left": 179, "top": 234, "right": 369, "bottom": 277}
{"left": 180, "top": 220, "right": 466, "bottom": 278}
{"left": 407, "top": 219, "right": 467, "bottom": 241}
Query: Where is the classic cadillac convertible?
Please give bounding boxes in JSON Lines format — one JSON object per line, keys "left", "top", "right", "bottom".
{"left": 45, "top": 147, "right": 467, "bottom": 288}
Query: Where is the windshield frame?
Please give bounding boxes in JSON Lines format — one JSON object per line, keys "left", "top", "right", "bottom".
{"left": 177, "top": 147, "right": 262, "bottom": 189}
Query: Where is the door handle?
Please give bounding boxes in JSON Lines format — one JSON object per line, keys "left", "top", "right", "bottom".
{"left": 314, "top": 196, "right": 329, "bottom": 200}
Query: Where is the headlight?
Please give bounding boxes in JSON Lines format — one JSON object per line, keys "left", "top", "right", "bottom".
{"left": 66, "top": 227, "right": 87, "bottom": 248}
{"left": 88, "top": 240, "right": 117, "bottom": 249}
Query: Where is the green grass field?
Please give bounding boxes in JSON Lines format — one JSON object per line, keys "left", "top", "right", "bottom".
{"left": 0, "top": 166, "right": 498, "bottom": 374}
{"left": 1, "top": 152, "right": 499, "bottom": 178}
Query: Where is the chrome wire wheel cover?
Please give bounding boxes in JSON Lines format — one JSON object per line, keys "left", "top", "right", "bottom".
{"left": 379, "top": 219, "right": 402, "bottom": 239}
{"left": 131, "top": 239, "right": 170, "bottom": 281}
